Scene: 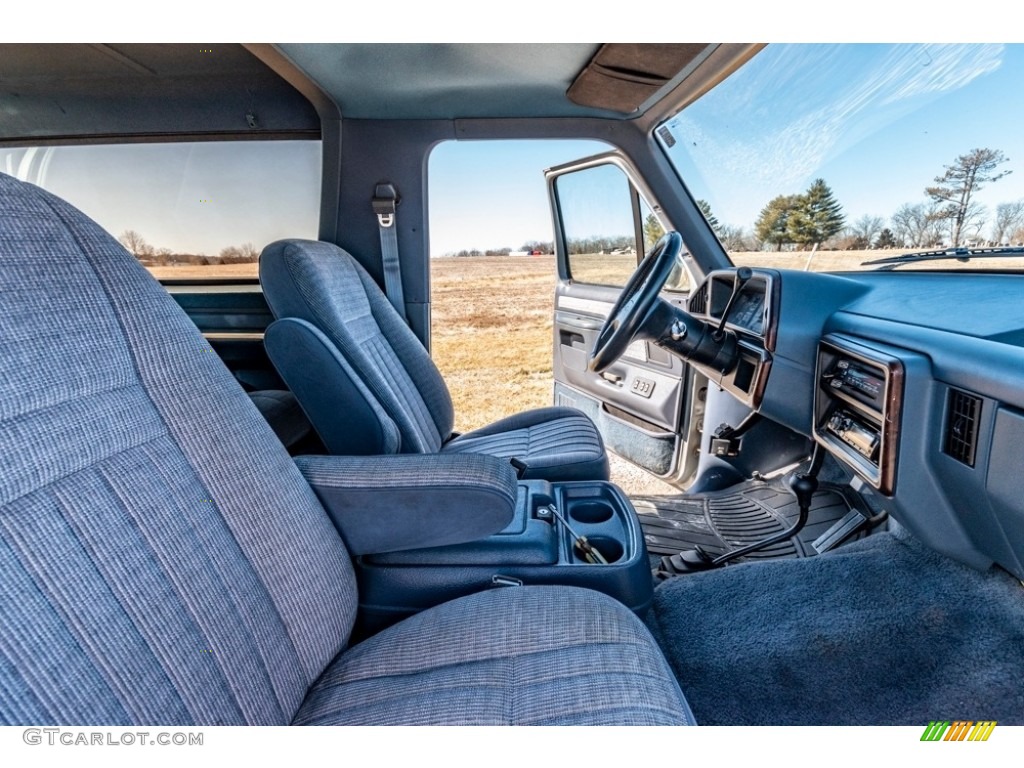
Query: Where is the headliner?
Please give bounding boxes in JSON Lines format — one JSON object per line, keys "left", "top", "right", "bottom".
{"left": 278, "top": 43, "right": 610, "bottom": 120}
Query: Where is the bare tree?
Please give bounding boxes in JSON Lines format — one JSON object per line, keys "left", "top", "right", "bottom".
{"left": 520, "top": 240, "right": 554, "bottom": 255}
{"left": 850, "top": 215, "right": 884, "bottom": 249}
{"left": 992, "top": 201, "right": 1024, "bottom": 245}
{"left": 718, "top": 224, "right": 753, "bottom": 252}
{"left": 118, "top": 229, "right": 149, "bottom": 258}
{"left": 956, "top": 200, "right": 988, "bottom": 245}
{"left": 891, "top": 202, "right": 944, "bottom": 248}
{"left": 219, "top": 244, "right": 260, "bottom": 264}
{"left": 926, "top": 148, "right": 1011, "bottom": 247}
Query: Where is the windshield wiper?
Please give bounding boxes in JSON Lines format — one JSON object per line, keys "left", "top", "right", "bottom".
{"left": 862, "top": 245, "right": 1024, "bottom": 270}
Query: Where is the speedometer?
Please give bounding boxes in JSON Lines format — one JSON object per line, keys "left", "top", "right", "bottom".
{"left": 730, "top": 290, "right": 765, "bottom": 335}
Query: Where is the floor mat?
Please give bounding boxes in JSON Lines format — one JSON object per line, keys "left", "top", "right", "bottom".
{"left": 633, "top": 479, "right": 869, "bottom": 561}
{"left": 651, "top": 529, "right": 1024, "bottom": 725}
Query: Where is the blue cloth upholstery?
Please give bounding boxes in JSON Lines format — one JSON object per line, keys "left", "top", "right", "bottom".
{"left": 294, "top": 586, "right": 694, "bottom": 725}
{"left": 0, "top": 173, "right": 356, "bottom": 725}
{"left": 260, "top": 239, "right": 453, "bottom": 453}
{"left": 444, "top": 406, "right": 609, "bottom": 482}
{"left": 259, "top": 239, "right": 609, "bottom": 481}
{"left": 0, "top": 172, "right": 692, "bottom": 725}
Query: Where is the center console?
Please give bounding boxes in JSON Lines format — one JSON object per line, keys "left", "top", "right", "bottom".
{"left": 354, "top": 479, "right": 652, "bottom": 635}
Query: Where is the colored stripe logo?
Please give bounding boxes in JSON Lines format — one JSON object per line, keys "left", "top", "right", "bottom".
{"left": 921, "top": 721, "right": 996, "bottom": 741}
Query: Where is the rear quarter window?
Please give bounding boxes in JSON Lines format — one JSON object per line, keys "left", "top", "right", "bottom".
{"left": 1, "top": 140, "right": 321, "bottom": 279}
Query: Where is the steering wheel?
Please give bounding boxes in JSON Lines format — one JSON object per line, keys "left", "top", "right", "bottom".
{"left": 588, "top": 232, "right": 683, "bottom": 373}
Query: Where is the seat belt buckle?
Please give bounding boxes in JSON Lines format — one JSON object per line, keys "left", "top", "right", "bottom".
{"left": 372, "top": 201, "right": 395, "bottom": 228}
{"left": 372, "top": 183, "right": 399, "bottom": 228}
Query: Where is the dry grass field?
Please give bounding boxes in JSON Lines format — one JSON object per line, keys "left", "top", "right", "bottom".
{"left": 431, "top": 256, "right": 557, "bottom": 432}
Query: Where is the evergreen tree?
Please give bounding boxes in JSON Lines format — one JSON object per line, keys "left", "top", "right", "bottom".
{"left": 874, "top": 228, "right": 898, "bottom": 249}
{"left": 787, "top": 179, "right": 845, "bottom": 249}
{"left": 642, "top": 213, "right": 666, "bottom": 250}
{"left": 755, "top": 195, "right": 799, "bottom": 251}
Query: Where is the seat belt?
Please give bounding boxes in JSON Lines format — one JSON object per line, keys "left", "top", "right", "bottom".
{"left": 372, "top": 182, "right": 407, "bottom": 322}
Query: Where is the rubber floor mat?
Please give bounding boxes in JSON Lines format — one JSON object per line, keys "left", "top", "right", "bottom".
{"left": 633, "top": 479, "right": 869, "bottom": 562}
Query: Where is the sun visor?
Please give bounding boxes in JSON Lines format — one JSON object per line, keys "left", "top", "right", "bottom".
{"left": 567, "top": 43, "right": 710, "bottom": 115}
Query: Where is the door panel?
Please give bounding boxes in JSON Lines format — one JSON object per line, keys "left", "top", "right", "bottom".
{"left": 553, "top": 284, "right": 688, "bottom": 477}
{"left": 547, "top": 152, "right": 702, "bottom": 484}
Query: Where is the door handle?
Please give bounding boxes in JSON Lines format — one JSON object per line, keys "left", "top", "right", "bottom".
{"left": 600, "top": 372, "right": 623, "bottom": 386}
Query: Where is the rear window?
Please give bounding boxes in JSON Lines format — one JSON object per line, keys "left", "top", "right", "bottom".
{"left": 0, "top": 140, "right": 321, "bottom": 279}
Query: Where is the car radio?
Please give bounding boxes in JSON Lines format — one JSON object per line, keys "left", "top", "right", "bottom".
{"left": 825, "top": 359, "right": 885, "bottom": 410}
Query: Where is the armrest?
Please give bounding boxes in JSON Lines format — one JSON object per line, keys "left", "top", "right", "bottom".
{"left": 294, "top": 453, "right": 518, "bottom": 555}
{"left": 265, "top": 317, "right": 401, "bottom": 455}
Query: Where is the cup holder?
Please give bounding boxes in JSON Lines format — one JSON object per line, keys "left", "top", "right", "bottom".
{"left": 569, "top": 501, "right": 614, "bottom": 525}
{"left": 573, "top": 535, "right": 624, "bottom": 565}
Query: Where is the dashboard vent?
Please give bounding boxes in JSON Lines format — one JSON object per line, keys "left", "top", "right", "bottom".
{"left": 944, "top": 388, "right": 981, "bottom": 467}
{"left": 689, "top": 283, "right": 708, "bottom": 314}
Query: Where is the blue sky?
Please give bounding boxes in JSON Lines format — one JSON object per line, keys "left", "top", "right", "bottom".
{"left": 428, "top": 139, "right": 609, "bottom": 255}
{"left": 0, "top": 142, "right": 322, "bottom": 255}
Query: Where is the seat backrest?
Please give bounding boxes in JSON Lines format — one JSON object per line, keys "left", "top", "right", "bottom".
{"left": 259, "top": 239, "right": 455, "bottom": 454}
{"left": 0, "top": 174, "right": 357, "bottom": 725}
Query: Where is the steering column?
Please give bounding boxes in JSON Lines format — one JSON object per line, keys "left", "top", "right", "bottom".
{"left": 588, "top": 232, "right": 740, "bottom": 376}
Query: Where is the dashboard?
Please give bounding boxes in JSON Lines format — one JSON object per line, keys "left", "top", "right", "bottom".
{"left": 680, "top": 266, "right": 1024, "bottom": 581}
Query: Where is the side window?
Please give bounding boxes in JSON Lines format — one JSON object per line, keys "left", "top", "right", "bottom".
{"left": 555, "top": 163, "right": 639, "bottom": 287}
{"left": 0, "top": 140, "right": 321, "bottom": 279}
{"left": 554, "top": 161, "right": 691, "bottom": 292}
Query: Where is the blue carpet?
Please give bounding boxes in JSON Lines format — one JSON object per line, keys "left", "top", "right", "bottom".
{"left": 651, "top": 528, "right": 1024, "bottom": 724}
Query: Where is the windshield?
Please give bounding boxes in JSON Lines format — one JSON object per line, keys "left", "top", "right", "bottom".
{"left": 657, "top": 43, "right": 1024, "bottom": 272}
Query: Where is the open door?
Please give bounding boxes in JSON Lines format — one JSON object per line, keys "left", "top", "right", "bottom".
{"left": 546, "top": 153, "right": 705, "bottom": 486}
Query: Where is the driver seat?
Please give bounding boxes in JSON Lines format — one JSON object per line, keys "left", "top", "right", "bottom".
{"left": 259, "top": 239, "right": 609, "bottom": 482}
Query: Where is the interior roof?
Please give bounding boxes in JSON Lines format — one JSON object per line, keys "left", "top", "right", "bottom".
{"left": 278, "top": 43, "right": 620, "bottom": 120}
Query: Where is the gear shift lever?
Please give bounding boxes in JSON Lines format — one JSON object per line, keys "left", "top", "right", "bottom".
{"left": 659, "top": 445, "right": 825, "bottom": 575}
